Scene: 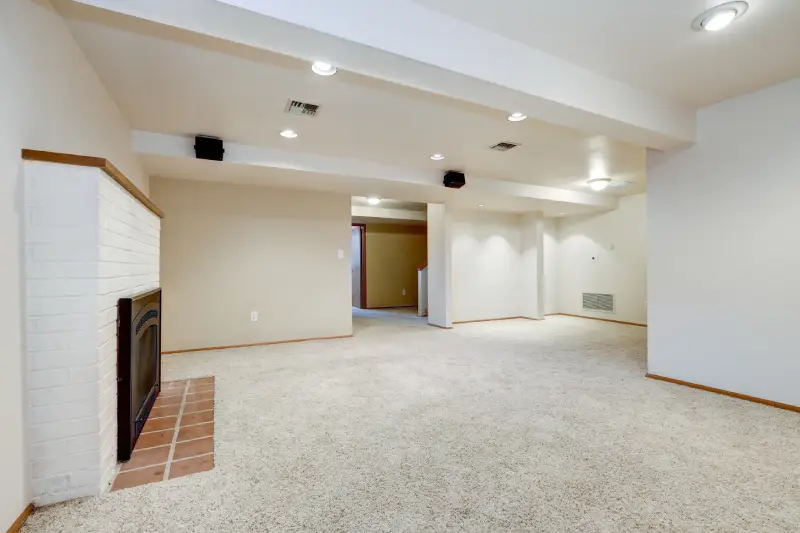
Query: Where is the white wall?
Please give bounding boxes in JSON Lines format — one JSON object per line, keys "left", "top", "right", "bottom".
{"left": 427, "top": 204, "right": 452, "bottom": 328}
{"left": 543, "top": 218, "right": 559, "bottom": 315}
{"left": 0, "top": 0, "right": 146, "bottom": 527}
{"left": 556, "top": 194, "right": 647, "bottom": 325}
{"left": 25, "top": 163, "right": 159, "bottom": 505}
{"left": 451, "top": 210, "right": 523, "bottom": 322}
{"left": 648, "top": 78, "right": 800, "bottom": 406}
{"left": 152, "top": 179, "right": 352, "bottom": 352}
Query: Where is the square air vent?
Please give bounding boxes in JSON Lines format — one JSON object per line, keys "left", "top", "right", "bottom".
{"left": 582, "top": 293, "right": 615, "bottom": 313}
{"left": 284, "top": 99, "right": 320, "bottom": 117}
{"left": 489, "top": 141, "right": 519, "bottom": 152}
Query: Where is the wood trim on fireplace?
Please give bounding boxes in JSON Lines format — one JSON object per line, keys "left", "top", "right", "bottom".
{"left": 21, "top": 149, "right": 165, "bottom": 218}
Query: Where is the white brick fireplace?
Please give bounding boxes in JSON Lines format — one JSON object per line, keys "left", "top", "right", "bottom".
{"left": 24, "top": 157, "right": 161, "bottom": 505}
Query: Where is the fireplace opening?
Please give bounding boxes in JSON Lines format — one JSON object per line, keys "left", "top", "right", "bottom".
{"left": 117, "top": 288, "right": 162, "bottom": 461}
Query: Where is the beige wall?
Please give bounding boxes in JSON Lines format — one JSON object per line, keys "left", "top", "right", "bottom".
{"left": 152, "top": 179, "right": 353, "bottom": 352}
{"left": 365, "top": 224, "right": 427, "bottom": 308}
{"left": 0, "top": 0, "right": 147, "bottom": 528}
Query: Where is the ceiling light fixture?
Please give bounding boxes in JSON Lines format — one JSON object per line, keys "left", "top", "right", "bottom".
{"left": 478, "top": 204, "right": 485, "bottom": 208}
{"left": 692, "top": 2, "right": 748, "bottom": 32}
{"left": 367, "top": 197, "right": 381, "bottom": 206}
{"left": 507, "top": 112, "right": 527, "bottom": 122}
{"left": 588, "top": 178, "right": 612, "bottom": 191}
{"left": 311, "top": 61, "right": 338, "bottom": 76}
{"left": 280, "top": 129, "right": 298, "bottom": 139}
{"left": 430, "top": 153, "right": 445, "bottom": 161}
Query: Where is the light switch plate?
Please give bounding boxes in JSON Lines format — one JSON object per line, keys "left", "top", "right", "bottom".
{"left": 337, "top": 249, "right": 344, "bottom": 259}
{"left": 250, "top": 311, "right": 259, "bottom": 322}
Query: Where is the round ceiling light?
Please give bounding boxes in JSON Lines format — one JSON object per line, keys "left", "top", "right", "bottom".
{"left": 692, "top": 2, "right": 748, "bottom": 31}
{"left": 280, "top": 129, "right": 298, "bottom": 139}
{"left": 311, "top": 61, "right": 338, "bottom": 76}
{"left": 430, "top": 153, "right": 445, "bottom": 161}
{"left": 508, "top": 112, "right": 527, "bottom": 122}
{"left": 367, "top": 197, "right": 381, "bottom": 206}
{"left": 588, "top": 178, "right": 612, "bottom": 191}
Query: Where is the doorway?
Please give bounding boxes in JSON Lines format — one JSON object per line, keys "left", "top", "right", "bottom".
{"left": 351, "top": 224, "right": 366, "bottom": 308}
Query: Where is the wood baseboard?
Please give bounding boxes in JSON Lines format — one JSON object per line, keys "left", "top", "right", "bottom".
{"left": 550, "top": 313, "right": 647, "bottom": 327}
{"left": 6, "top": 504, "right": 33, "bottom": 533}
{"left": 453, "top": 316, "right": 542, "bottom": 325}
{"left": 163, "top": 334, "right": 353, "bottom": 355}
{"left": 428, "top": 323, "right": 453, "bottom": 330}
{"left": 646, "top": 374, "right": 799, "bottom": 413}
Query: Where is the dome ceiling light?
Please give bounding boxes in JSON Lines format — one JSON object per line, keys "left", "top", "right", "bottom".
{"left": 692, "top": 2, "right": 749, "bottom": 32}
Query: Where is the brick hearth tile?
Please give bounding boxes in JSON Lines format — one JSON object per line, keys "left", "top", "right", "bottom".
{"left": 112, "top": 464, "right": 166, "bottom": 490}
{"left": 177, "top": 422, "right": 214, "bottom": 442}
{"left": 158, "top": 390, "right": 186, "bottom": 399}
{"left": 183, "top": 400, "right": 214, "bottom": 414}
{"left": 143, "top": 416, "right": 178, "bottom": 433}
{"left": 135, "top": 429, "right": 174, "bottom": 450}
{"left": 162, "top": 380, "right": 187, "bottom": 390}
{"left": 188, "top": 384, "right": 215, "bottom": 394}
{"left": 181, "top": 410, "right": 214, "bottom": 427}
{"left": 173, "top": 437, "right": 214, "bottom": 461}
{"left": 168, "top": 454, "right": 214, "bottom": 479}
{"left": 121, "top": 445, "right": 171, "bottom": 472}
{"left": 149, "top": 404, "right": 180, "bottom": 418}
{"left": 154, "top": 395, "right": 183, "bottom": 407}
{"left": 189, "top": 377, "right": 215, "bottom": 385}
{"left": 184, "top": 391, "right": 213, "bottom": 403}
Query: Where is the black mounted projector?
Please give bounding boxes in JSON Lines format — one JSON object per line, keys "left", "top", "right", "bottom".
{"left": 194, "top": 135, "right": 225, "bottom": 161}
{"left": 443, "top": 171, "right": 466, "bottom": 189}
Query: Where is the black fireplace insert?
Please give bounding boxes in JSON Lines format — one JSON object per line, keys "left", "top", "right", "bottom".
{"left": 117, "top": 288, "right": 162, "bottom": 461}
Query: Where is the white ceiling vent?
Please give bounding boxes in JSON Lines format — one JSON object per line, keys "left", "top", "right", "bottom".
{"left": 284, "top": 99, "right": 320, "bottom": 117}
{"left": 489, "top": 141, "right": 519, "bottom": 152}
{"left": 582, "top": 293, "right": 615, "bottom": 313}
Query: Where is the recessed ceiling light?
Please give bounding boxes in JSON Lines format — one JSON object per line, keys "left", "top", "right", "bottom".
{"left": 367, "top": 197, "right": 381, "bottom": 206}
{"left": 588, "top": 178, "right": 611, "bottom": 191}
{"left": 478, "top": 204, "right": 484, "bottom": 208}
{"left": 280, "top": 129, "right": 298, "bottom": 139}
{"left": 430, "top": 153, "right": 445, "bottom": 161}
{"left": 507, "top": 112, "right": 527, "bottom": 122}
{"left": 311, "top": 61, "right": 337, "bottom": 76}
{"left": 692, "top": 2, "right": 748, "bottom": 32}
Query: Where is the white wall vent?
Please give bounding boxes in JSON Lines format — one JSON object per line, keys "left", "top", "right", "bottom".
{"left": 284, "top": 99, "right": 320, "bottom": 117}
{"left": 489, "top": 141, "right": 519, "bottom": 151}
{"left": 582, "top": 293, "right": 615, "bottom": 313}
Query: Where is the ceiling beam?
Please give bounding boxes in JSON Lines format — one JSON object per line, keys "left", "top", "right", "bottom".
{"left": 72, "top": 0, "right": 695, "bottom": 150}
{"left": 133, "top": 131, "right": 619, "bottom": 212}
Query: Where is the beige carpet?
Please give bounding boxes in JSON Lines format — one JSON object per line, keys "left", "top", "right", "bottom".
{"left": 23, "top": 314, "right": 799, "bottom": 532}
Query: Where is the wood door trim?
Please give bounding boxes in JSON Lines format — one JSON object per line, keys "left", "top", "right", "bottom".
{"left": 352, "top": 224, "right": 367, "bottom": 309}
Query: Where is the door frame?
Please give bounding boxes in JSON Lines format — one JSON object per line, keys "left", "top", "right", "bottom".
{"left": 352, "top": 224, "right": 367, "bottom": 309}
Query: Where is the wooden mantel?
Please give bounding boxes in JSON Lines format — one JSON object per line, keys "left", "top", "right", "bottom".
{"left": 21, "top": 149, "right": 164, "bottom": 218}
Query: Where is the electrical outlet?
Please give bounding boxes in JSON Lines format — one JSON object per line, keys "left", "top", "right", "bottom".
{"left": 402, "top": 288, "right": 407, "bottom": 296}
{"left": 250, "top": 311, "right": 259, "bottom": 322}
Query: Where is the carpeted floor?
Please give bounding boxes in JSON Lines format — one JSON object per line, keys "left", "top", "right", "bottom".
{"left": 23, "top": 314, "right": 799, "bottom": 532}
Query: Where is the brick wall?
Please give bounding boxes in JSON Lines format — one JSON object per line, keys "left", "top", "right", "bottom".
{"left": 24, "top": 161, "right": 159, "bottom": 505}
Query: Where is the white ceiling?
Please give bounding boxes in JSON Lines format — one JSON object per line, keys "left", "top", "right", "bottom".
{"left": 59, "top": 5, "right": 645, "bottom": 199}
{"left": 414, "top": 0, "right": 800, "bottom": 107}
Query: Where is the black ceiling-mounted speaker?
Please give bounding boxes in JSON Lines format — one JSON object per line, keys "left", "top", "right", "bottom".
{"left": 194, "top": 136, "right": 225, "bottom": 161}
{"left": 443, "top": 171, "right": 466, "bottom": 189}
